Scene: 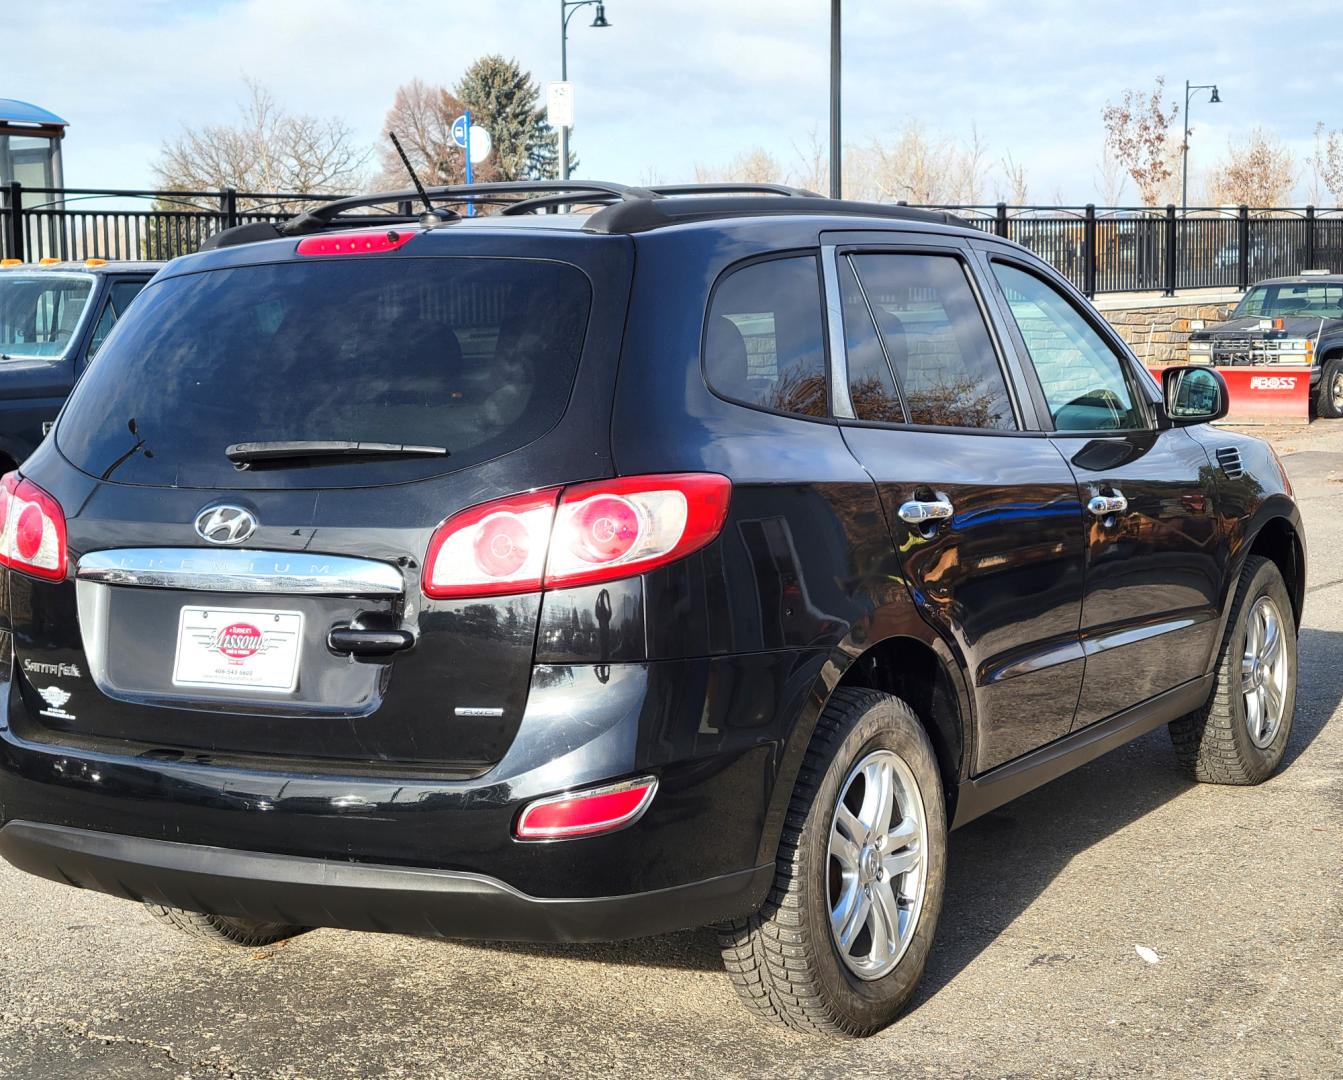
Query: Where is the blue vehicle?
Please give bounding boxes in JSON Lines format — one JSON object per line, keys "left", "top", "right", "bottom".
{"left": 0, "top": 259, "right": 158, "bottom": 469}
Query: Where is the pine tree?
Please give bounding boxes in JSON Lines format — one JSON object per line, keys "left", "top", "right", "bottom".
{"left": 455, "top": 55, "right": 572, "bottom": 180}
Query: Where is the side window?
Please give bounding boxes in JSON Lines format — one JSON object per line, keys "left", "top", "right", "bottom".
{"left": 848, "top": 253, "right": 1016, "bottom": 430}
{"left": 87, "top": 280, "right": 147, "bottom": 359}
{"left": 839, "top": 256, "right": 905, "bottom": 423}
{"left": 705, "top": 255, "right": 828, "bottom": 418}
{"left": 991, "top": 262, "right": 1145, "bottom": 432}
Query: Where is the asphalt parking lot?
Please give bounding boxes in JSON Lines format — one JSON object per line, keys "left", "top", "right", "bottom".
{"left": 2, "top": 424, "right": 1341, "bottom": 1080}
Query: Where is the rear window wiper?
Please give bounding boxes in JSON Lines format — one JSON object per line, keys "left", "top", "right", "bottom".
{"left": 226, "top": 440, "right": 450, "bottom": 467}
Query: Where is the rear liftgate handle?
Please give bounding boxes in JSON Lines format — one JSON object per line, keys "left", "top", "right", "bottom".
{"left": 328, "top": 627, "right": 415, "bottom": 657}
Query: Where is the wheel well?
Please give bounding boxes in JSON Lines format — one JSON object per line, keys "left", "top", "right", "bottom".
{"left": 834, "top": 636, "right": 964, "bottom": 820}
{"left": 1249, "top": 517, "right": 1304, "bottom": 626}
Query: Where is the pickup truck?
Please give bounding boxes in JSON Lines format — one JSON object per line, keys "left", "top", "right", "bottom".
{"left": 1186, "top": 271, "right": 1343, "bottom": 417}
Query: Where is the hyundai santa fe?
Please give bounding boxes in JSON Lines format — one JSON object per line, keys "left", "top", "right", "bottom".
{"left": 0, "top": 181, "right": 1304, "bottom": 1037}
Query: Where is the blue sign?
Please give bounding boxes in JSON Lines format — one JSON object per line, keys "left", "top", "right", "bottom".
{"left": 451, "top": 114, "right": 469, "bottom": 150}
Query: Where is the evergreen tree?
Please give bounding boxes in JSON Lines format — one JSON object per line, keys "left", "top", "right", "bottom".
{"left": 455, "top": 55, "right": 573, "bottom": 180}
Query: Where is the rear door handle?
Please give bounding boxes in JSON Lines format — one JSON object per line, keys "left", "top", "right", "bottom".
{"left": 328, "top": 627, "right": 414, "bottom": 657}
{"left": 898, "top": 496, "right": 955, "bottom": 525}
{"left": 1087, "top": 492, "right": 1128, "bottom": 517}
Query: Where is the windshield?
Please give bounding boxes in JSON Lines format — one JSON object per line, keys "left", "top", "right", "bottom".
{"left": 0, "top": 273, "right": 95, "bottom": 359}
{"left": 1234, "top": 282, "right": 1343, "bottom": 320}
{"left": 57, "top": 256, "right": 593, "bottom": 488}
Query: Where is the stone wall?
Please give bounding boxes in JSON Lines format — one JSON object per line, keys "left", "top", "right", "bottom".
{"left": 1093, "top": 291, "right": 1243, "bottom": 365}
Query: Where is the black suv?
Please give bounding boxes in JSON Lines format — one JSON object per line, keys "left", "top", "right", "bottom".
{"left": 0, "top": 259, "right": 157, "bottom": 468}
{"left": 0, "top": 182, "right": 1304, "bottom": 1037}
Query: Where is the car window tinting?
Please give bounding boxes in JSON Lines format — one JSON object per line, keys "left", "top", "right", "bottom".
{"left": 991, "top": 262, "right": 1145, "bottom": 432}
{"left": 57, "top": 258, "right": 592, "bottom": 488}
{"left": 87, "top": 280, "right": 147, "bottom": 359}
{"left": 705, "top": 256, "right": 828, "bottom": 418}
{"left": 848, "top": 254, "right": 1015, "bottom": 430}
{"left": 839, "top": 256, "right": 904, "bottom": 423}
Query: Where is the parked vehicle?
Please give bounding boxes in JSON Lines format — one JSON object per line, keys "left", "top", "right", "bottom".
{"left": 0, "top": 182, "right": 1304, "bottom": 1037}
{"left": 1187, "top": 271, "right": 1343, "bottom": 416}
{"left": 0, "top": 259, "right": 158, "bottom": 467}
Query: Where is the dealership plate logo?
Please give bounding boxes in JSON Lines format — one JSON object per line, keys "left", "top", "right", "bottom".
{"left": 37, "top": 684, "right": 76, "bottom": 720}
{"left": 194, "top": 505, "right": 257, "bottom": 546}
{"left": 214, "top": 622, "right": 264, "bottom": 660}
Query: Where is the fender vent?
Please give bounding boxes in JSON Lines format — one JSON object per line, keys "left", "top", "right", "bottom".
{"left": 1216, "top": 446, "right": 1244, "bottom": 479}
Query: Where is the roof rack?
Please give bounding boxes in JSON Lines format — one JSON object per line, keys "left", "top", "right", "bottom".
{"left": 198, "top": 180, "right": 975, "bottom": 251}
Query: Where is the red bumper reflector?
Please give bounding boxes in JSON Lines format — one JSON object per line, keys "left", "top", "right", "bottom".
{"left": 515, "top": 777, "right": 658, "bottom": 841}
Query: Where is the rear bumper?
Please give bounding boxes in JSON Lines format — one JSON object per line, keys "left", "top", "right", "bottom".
{"left": 0, "top": 820, "right": 771, "bottom": 942}
{"left": 0, "top": 648, "right": 826, "bottom": 938}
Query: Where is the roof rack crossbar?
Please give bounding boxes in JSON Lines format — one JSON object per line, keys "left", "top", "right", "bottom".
{"left": 647, "top": 183, "right": 822, "bottom": 198}
{"left": 278, "top": 180, "right": 659, "bottom": 235}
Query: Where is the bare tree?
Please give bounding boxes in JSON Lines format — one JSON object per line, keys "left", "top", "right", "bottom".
{"left": 1204, "top": 128, "right": 1295, "bottom": 207}
{"left": 1102, "top": 77, "right": 1180, "bottom": 206}
{"left": 693, "top": 148, "right": 786, "bottom": 184}
{"left": 996, "top": 152, "right": 1030, "bottom": 204}
{"left": 1095, "top": 142, "right": 1129, "bottom": 205}
{"left": 375, "top": 78, "right": 475, "bottom": 188}
{"left": 789, "top": 125, "right": 829, "bottom": 195}
{"left": 1308, "top": 122, "right": 1343, "bottom": 205}
{"left": 847, "top": 121, "right": 987, "bottom": 205}
{"left": 153, "top": 80, "right": 370, "bottom": 207}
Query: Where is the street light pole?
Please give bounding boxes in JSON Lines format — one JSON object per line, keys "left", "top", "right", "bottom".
{"left": 559, "top": 0, "right": 611, "bottom": 181}
{"left": 829, "top": 0, "right": 841, "bottom": 198}
{"left": 1182, "top": 79, "right": 1221, "bottom": 214}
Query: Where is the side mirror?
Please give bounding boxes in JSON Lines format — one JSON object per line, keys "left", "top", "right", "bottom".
{"left": 1161, "top": 365, "right": 1228, "bottom": 426}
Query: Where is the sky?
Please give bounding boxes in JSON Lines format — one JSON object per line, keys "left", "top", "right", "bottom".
{"left": 9, "top": 0, "right": 1343, "bottom": 205}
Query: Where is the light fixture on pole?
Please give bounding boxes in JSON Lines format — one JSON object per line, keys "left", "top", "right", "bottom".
{"left": 1182, "top": 80, "right": 1221, "bottom": 214}
{"left": 558, "top": 0, "right": 612, "bottom": 181}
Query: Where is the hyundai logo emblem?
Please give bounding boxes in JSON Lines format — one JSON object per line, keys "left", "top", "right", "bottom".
{"left": 194, "top": 505, "right": 258, "bottom": 546}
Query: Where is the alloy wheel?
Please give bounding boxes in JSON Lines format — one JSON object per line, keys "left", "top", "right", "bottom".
{"left": 1241, "top": 595, "right": 1289, "bottom": 749}
{"left": 826, "top": 749, "right": 928, "bottom": 980}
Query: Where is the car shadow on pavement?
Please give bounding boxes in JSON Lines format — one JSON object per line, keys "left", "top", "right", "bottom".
{"left": 456, "top": 627, "right": 1340, "bottom": 989}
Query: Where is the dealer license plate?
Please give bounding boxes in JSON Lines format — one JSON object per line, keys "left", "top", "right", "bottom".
{"left": 172, "top": 606, "right": 304, "bottom": 692}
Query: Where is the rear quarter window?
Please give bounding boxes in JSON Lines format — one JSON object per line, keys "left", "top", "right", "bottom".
{"left": 704, "top": 255, "right": 829, "bottom": 419}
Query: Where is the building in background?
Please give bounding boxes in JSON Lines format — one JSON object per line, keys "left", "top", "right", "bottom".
{"left": 0, "top": 99, "right": 66, "bottom": 189}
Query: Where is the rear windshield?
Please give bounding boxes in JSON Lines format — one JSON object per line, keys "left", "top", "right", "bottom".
{"left": 57, "top": 257, "right": 592, "bottom": 488}
{"left": 0, "top": 273, "right": 95, "bottom": 359}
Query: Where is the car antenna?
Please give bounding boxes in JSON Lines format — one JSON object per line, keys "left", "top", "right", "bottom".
{"left": 388, "top": 131, "right": 459, "bottom": 226}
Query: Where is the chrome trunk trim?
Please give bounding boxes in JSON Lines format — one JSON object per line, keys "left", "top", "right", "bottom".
{"left": 76, "top": 549, "right": 404, "bottom": 596}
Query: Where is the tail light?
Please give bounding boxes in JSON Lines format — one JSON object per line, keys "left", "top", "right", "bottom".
{"left": 0, "top": 472, "right": 67, "bottom": 582}
{"left": 295, "top": 229, "right": 416, "bottom": 256}
{"left": 423, "top": 473, "right": 730, "bottom": 599}
{"left": 515, "top": 776, "right": 658, "bottom": 841}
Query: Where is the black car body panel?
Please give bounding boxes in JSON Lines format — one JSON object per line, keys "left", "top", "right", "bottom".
{"left": 0, "top": 194, "right": 1305, "bottom": 942}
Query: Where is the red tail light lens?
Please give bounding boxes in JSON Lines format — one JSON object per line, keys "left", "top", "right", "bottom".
{"left": 295, "top": 229, "right": 417, "bottom": 256}
{"left": 515, "top": 776, "right": 658, "bottom": 841}
{"left": 423, "top": 488, "right": 560, "bottom": 599}
{"left": 546, "top": 473, "right": 731, "bottom": 589}
{"left": 422, "top": 474, "right": 731, "bottom": 600}
{"left": 0, "top": 472, "right": 66, "bottom": 582}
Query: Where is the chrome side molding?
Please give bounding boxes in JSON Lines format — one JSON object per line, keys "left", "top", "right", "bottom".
{"left": 76, "top": 548, "right": 404, "bottom": 596}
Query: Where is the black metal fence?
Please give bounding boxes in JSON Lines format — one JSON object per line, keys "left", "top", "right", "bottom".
{"left": 4, "top": 184, "right": 1343, "bottom": 297}
{"left": 0, "top": 184, "right": 343, "bottom": 264}
{"left": 911, "top": 203, "right": 1343, "bottom": 296}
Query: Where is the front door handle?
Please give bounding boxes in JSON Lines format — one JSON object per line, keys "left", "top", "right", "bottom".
{"left": 1087, "top": 491, "right": 1128, "bottom": 517}
{"left": 898, "top": 495, "right": 955, "bottom": 525}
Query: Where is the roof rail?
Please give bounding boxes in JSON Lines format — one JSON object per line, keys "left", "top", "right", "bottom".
{"left": 278, "top": 180, "right": 660, "bottom": 236}
{"left": 197, "top": 179, "right": 978, "bottom": 251}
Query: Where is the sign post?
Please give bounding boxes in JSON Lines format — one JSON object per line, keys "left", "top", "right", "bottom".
{"left": 548, "top": 81, "right": 574, "bottom": 181}
{"left": 452, "top": 112, "right": 493, "bottom": 217}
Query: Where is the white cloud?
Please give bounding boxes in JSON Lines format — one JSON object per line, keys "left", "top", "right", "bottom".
{"left": 8, "top": 0, "right": 1343, "bottom": 203}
